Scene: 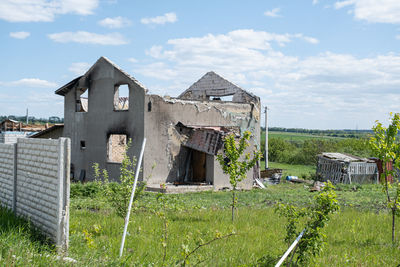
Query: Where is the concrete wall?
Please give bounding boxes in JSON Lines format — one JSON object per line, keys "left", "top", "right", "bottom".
{"left": 0, "top": 138, "right": 70, "bottom": 250}
{"left": 62, "top": 58, "right": 145, "bottom": 181}
{"left": 0, "top": 132, "right": 29, "bottom": 144}
{"left": 0, "top": 143, "right": 15, "bottom": 209}
{"left": 143, "top": 95, "right": 260, "bottom": 190}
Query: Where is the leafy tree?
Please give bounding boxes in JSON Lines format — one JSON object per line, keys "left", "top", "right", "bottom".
{"left": 369, "top": 112, "right": 400, "bottom": 242}
{"left": 275, "top": 181, "right": 339, "bottom": 266}
{"left": 217, "top": 130, "right": 261, "bottom": 222}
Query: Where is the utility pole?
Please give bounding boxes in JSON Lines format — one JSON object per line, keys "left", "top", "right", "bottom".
{"left": 26, "top": 108, "right": 28, "bottom": 124}
{"left": 265, "top": 106, "right": 268, "bottom": 170}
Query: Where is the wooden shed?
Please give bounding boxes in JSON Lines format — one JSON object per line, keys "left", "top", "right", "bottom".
{"left": 316, "top": 152, "right": 378, "bottom": 184}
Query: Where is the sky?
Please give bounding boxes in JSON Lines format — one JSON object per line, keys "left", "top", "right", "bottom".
{"left": 1, "top": 0, "right": 400, "bottom": 129}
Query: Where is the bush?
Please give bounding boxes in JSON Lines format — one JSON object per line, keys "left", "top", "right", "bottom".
{"left": 92, "top": 139, "right": 147, "bottom": 217}
{"left": 70, "top": 182, "right": 103, "bottom": 198}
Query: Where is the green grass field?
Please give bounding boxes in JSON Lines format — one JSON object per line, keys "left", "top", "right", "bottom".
{"left": 267, "top": 131, "right": 346, "bottom": 142}
{"left": 1, "top": 183, "right": 399, "bottom": 266}
{"left": 261, "top": 161, "right": 316, "bottom": 178}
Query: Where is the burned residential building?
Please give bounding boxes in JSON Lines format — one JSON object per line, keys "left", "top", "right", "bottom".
{"left": 55, "top": 57, "right": 260, "bottom": 190}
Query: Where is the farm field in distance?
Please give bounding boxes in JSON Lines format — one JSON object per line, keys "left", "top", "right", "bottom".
{"left": 267, "top": 161, "right": 316, "bottom": 178}
{"left": 0, "top": 182, "right": 398, "bottom": 266}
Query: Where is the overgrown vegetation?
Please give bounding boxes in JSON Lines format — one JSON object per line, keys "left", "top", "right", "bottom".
{"left": 262, "top": 136, "right": 372, "bottom": 166}
{"left": 274, "top": 182, "right": 339, "bottom": 266}
{"left": 217, "top": 130, "right": 260, "bottom": 221}
{"left": 1, "top": 183, "right": 399, "bottom": 265}
{"left": 369, "top": 112, "right": 400, "bottom": 243}
{"left": 92, "top": 139, "right": 146, "bottom": 217}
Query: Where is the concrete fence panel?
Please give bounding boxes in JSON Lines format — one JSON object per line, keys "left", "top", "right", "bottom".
{"left": 0, "top": 143, "right": 15, "bottom": 209}
{"left": 0, "top": 137, "right": 70, "bottom": 251}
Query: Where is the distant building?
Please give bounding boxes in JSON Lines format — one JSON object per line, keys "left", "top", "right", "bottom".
{"left": 30, "top": 124, "right": 64, "bottom": 139}
{"left": 316, "top": 152, "right": 378, "bottom": 184}
{"left": 0, "top": 119, "right": 50, "bottom": 144}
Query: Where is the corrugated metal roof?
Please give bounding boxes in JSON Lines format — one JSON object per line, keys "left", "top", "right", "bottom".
{"left": 184, "top": 128, "right": 223, "bottom": 155}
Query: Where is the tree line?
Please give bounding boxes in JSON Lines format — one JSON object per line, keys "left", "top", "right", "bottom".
{"left": 263, "top": 127, "right": 372, "bottom": 138}
{"left": 262, "top": 137, "right": 373, "bottom": 166}
{"left": 0, "top": 115, "right": 64, "bottom": 124}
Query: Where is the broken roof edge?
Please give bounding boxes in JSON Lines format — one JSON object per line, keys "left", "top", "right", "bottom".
{"left": 176, "top": 121, "right": 240, "bottom": 132}
{"left": 55, "top": 56, "right": 148, "bottom": 96}
{"left": 177, "top": 71, "right": 260, "bottom": 103}
{"left": 318, "top": 152, "right": 373, "bottom": 163}
{"left": 148, "top": 94, "right": 256, "bottom": 107}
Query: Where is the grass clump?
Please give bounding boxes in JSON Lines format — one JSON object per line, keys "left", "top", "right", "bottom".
{"left": 0, "top": 206, "right": 61, "bottom": 266}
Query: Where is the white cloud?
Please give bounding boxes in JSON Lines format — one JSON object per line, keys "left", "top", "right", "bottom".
{"left": 68, "top": 62, "right": 91, "bottom": 75}
{"left": 0, "top": 0, "right": 98, "bottom": 22}
{"left": 264, "top": 8, "right": 281, "bottom": 18}
{"left": 334, "top": 0, "right": 355, "bottom": 9}
{"left": 48, "top": 31, "right": 128, "bottom": 45}
{"left": 334, "top": 0, "right": 400, "bottom": 24}
{"left": 0, "top": 78, "right": 57, "bottom": 88}
{"left": 98, "top": 16, "right": 131, "bottom": 28}
{"left": 9, "top": 31, "right": 30, "bottom": 39}
{"left": 312, "top": 0, "right": 319, "bottom": 5}
{"left": 135, "top": 29, "right": 400, "bottom": 128}
{"left": 128, "top": 57, "right": 138, "bottom": 63}
{"left": 140, "top": 12, "right": 177, "bottom": 25}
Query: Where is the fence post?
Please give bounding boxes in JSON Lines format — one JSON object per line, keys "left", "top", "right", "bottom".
{"left": 62, "top": 138, "right": 71, "bottom": 252}
{"left": 56, "top": 138, "right": 71, "bottom": 252}
{"left": 12, "top": 142, "right": 17, "bottom": 213}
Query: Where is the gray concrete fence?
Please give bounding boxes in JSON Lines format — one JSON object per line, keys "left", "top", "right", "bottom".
{"left": 0, "top": 138, "right": 70, "bottom": 251}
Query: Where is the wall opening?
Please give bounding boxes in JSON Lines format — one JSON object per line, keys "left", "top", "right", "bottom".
{"left": 212, "top": 95, "right": 233, "bottom": 102}
{"left": 76, "top": 88, "right": 88, "bottom": 112}
{"left": 114, "top": 84, "right": 129, "bottom": 111}
{"left": 190, "top": 150, "right": 206, "bottom": 183}
{"left": 107, "top": 134, "right": 127, "bottom": 163}
{"left": 80, "top": 140, "right": 86, "bottom": 150}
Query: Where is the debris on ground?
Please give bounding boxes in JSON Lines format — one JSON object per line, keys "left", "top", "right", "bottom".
{"left": 309, "top": 181, "right": 326, "bottom": 192}
{"left": 254, "top": 178, "right": 266, "bottom": 189}
{"left": 286, "top": 176, "right": 313, "bottom": 184}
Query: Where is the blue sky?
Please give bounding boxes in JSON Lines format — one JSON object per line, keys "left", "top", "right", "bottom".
{"left": 1, "top": 0, "right": 400, "bottom": 129}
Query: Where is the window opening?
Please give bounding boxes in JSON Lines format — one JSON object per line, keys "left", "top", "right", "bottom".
{"left": 76, "top": 88, "right": 88, "bottom": 112}
{"left": 114, "top": 84, "right": 129, "bottom": 110}
{"left": 80, "top": 140, "right": 86, "bottom": 150}
{"left": 212, "top": 95, "right": 233, "bottom": 102}
{"left": 107, "top": 134, "right": 127, "bottom": 163}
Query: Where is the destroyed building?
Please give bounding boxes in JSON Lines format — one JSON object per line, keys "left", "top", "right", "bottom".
{"left": 55, "top": 57, "right": 260, "bottom": 190}
{"left": 0, "top": 119, "right": 51, "bottom": 144}
{"left": 316, "top": 152, "right": 378, "bottom": 184}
